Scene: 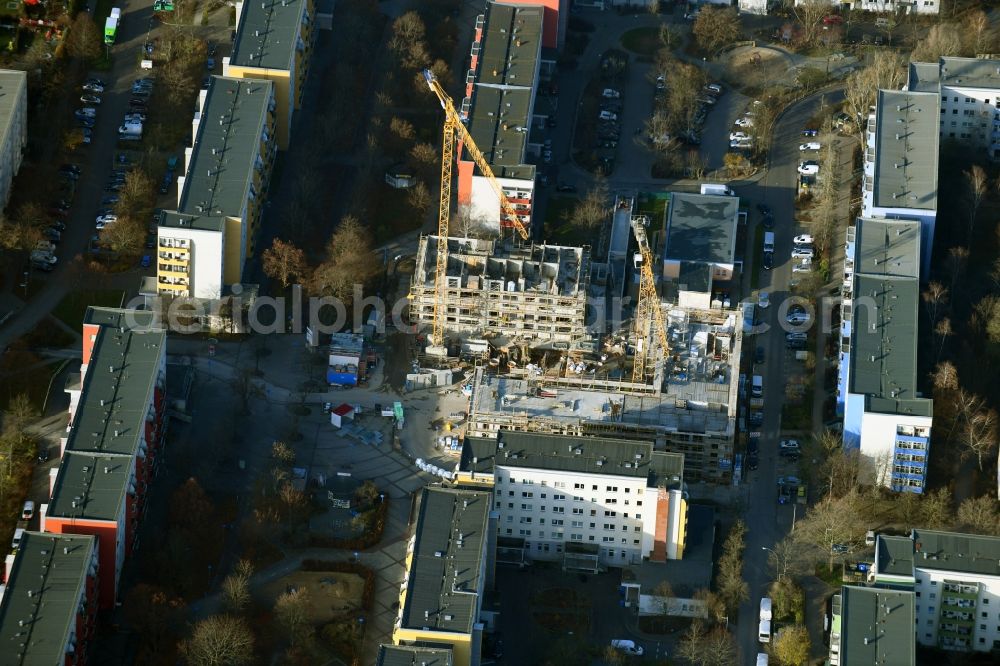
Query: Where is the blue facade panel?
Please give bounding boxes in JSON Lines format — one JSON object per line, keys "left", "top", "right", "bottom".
{"left": 327, "top": 370, "right": 358, "bottom": 386}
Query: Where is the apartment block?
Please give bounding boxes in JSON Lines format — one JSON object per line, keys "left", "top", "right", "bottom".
{"left": 158, "top": 77, "right": 276, "bottom": 298}
{"left": 794, "top": 0, "right": 938, "bottom": 13}
{"left": 459, "top": 2, "right": 544, "bottom": 233}
{"left": 409, "top": 236, "right": 591, "bottom": 346}
{"left": 837, "top": 218, "right": 932, "bottom": 493}
{"left": 465, "top": 307, "right": 742, "bottom": 482}
{"left": 392, "top": 486, "right": 494, "bottom": 666}
{"left": 909, "top": 57, "right": 1000, "bottom": 158}
{"left": 0, "top": 533, "right": 99, "bottom": 665}
{"left": 828, "top": 585, "right": 916, "bottom": 666}
{"left": 224, "top": 0, "right": 314, "bottom": 148}
{"left": 46, "top": 307, "right": 166, "bottom": 608}
{"left": 458, "top": 431, "right": 686, "bottom": 568}
{"left": 0, "top": 70, "right": 25, "bottom": 213}
{"left": 661, "top": 193, "right": 744, "bottom": 310}
{"left": 861, "top": 89, "right": 938, "bottom": 272}
{"left": 874, "top": 530, "right": 1000, "bottom": 652}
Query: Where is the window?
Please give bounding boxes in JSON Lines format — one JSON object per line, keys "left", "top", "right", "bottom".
{"left": 603, "top": 524, "right": 615, "bottom": 530}
{"left": 966, "top": 97, "right": 974, "bottom": 104}
{"left": 606, "top": 486, "right": 618, "bottom": 492}
{"left": 508, "top": 491, "right": 514, "bottom": 497}
{"left": 953, "top": 109, "right": 958, "bottom": 114}
{"left": 954, "top": 96, "right": 959, "bottom": 102}
{"left": 636, "top": 501, "right": 643, "bottom": 506}
{"left": 540, "top": 493, "right": 547, "bottom": 499}
{"left": 506, "top": 515, "right": 513, "bottom": 523}
{"left": 607, "top": 498, "right": 618, "bottom": 504}
{"left": 521, "top": 504, "right": 531, "bottom": 511}
{"left": 624, "top": 500, "right": 630, "bottom": 505}
{"left": 623, "top": 513, "right": 629, "bottom": 519}
{"left": 572, "top": 508, "right": 583, "bottom": 515}
{"left": 624, "top": 488, "right": 631, "bottom": 494}
{"left": 554, "top": 494, "right": 566, "bottom": 501}
{"left": 554, "top": 481, "right": 565, "bottom": 488}
{"left": 981, "top": 624, "right": 987, "bottom": 631}
{"left": 520, "top": 517, "right": 532, "bottom": 524}
{"left": 621, "top": 538, "right": 627, "bottom": 544}
{"left": 539, "top": 518, "right": 546, "bottom": 525}
{"left": 522, "top": 491, "right": 533, "bottom": 498}
{"left": 931, "top": 582, "right": 938, "bottom": 586}
{"left": 591, "top": 485, "right": 598, "bottom": 491}
{"left": 590, "top": 510, "right": 597, "bottom": 516}
{"left": 634, "top": 539, "right": 640, "bottom": 545}
{"left": 588, "top": 535, "right": 595, "bottom": 541}
{"left": 634, "top": 526, "right": 641, "bottom": 532}
{"left": 981, "top": 612, "right": 987, "bottom": 618}
{"left": 552, "top": 519, "right": 564, "bottom": 526}
{"left": 519, "top": 529, "right": 531, "bottom": 536}
{"left": 495, "top": 501, "right": 501, "bottom": 508}
{"left": 930, "top": 593, "right": 936, "bottom": 599}
{"left": 571, "top": 533, "right": 582, "bottom": 540}
{"left": 602, "top": 536, "right": 614, "bottom": 543}
{"left": 553, "top": 506, "right": 564, "bottom": 514}
{"left": 574, "top": 483, "right": 584, "bottom": 489}
{"left": 507, "top": 502, "right": 513, "bottom": 509}
{"left": 604, "top": 510, "right": 617, "bottom": 517}
{"left": 571, "top": 520, "right": 583, "bottom": 528}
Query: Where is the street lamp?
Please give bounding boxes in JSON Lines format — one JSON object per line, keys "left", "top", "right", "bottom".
{"left": 762, "top": 546, "right": 785, "bottom": 581}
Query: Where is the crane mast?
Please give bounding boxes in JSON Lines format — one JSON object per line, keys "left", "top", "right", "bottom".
{"left": 630, "top": 215, "right": 670, "bottom": 384}
{"left": 422, "top": 69, "right": 530, "bottom": 347}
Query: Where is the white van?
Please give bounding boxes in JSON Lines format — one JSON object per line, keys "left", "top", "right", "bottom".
{"left": 700, "top": 183, "right": 734, "bottom": 196}
{"left": 11, "top": 528, "right": 24, "bottom": 551}
{"left": 758, "top": 619, "right": 771, "bottom": 643}
{"left": 610, "top": 639, "right": 643, "bottom": 656}
{"left": 757, "top": 653, "right": 769, "bottom": 666}
{"left": 759, "top": 596, "right": 772, "bottom": 621}
{"left": 751, "top": 374, "right": 763, "bottom": 398}
{"left": 763, "top": 231, "right": 775, "bottom": 253}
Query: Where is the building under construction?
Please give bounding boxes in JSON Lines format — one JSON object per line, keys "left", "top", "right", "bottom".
{"left": 464, "top": 306, "right": 743, "bottom": 482}
{"left": 410, "top": 235, "right": 592, "bottom": 347}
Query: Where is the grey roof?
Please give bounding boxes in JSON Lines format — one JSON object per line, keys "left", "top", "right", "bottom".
{"left": 65, "top": 324, "right": 164, "bottom": 458}
{"left": 849, "top": 219, "right": 930, "bottom": 416}
{"left": 466, "top": 85, "right": 531, "bottom": 168}
{"left": 461, "top": 431, "right": 684, "bottom": 488}
{"left": 463, "top": 1, "right": 542, "bottom": 176}
{"left": 907, "top": 61, "right": 940, "bottom": 93}
{"left": 230, "top": 0, "right": 308, "bottom": 71}
{"left": 48, "top": 450, "right": 135, "bottom": 521}
{"left": 83, "top": 305, "right": 158, "bottom": 330}
{"left": 939, "top": 56, "right": 1000, "bottom": 90}
{"left": 377, "top": 645, "right": 453, "bottom": 666}
{"left": 159, "top": 209, "right": 225, "bottom": 232}
{"left": 0, "top": 532, "right": 97, "bottom": 663}
{"left": 178, "top": 76, "right": 273, "bottom": 219}
{"left": 872, "top": 90, "right": 939, "bottom": 211}
{"left": 664, "top": 193, "right": 739, "bottom": 264}
{"left": 401, "top": 487, "right": 491, "bottom": 635}
{"left": 877, "top": 535, "right": 917, "bottom": 578}
{"left": 477, "top": 2, "right": 543, "bottom": 86}
{"left": 839, "top": 585, "right": 915, "bottom": 666}
{"left": 910, "top": 529, "right": 1000, "bottom": 576}
{"left": 853, "top": 218, "right": 921, "bottom": 278}
{"left": 0, "top": 69, "right": 25, "bottom": 155}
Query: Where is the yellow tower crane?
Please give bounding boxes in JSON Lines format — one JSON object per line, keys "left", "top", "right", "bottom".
{"left": 630, "top": 214, "right": 670, "bottom": 384}
{"left": 423, "top": 69, "right": 530, "bottom": 347}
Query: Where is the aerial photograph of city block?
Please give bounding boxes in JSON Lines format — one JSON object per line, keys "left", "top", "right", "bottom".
{"left": 0, "top": 0, "right": 999, "bottom": 664}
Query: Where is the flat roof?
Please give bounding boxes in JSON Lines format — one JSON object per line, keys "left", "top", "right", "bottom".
{"left": 910, "top": 529, "right": 1000, "bottom": 577}
{"left": 464, "top": 1, "right": 542, "bottom": 175}
{"left": 230, "top": 0, "right": 308, "bottom": 71}
{"left": 477, "top": 2, "right": 543, "bottom": 86}
{"left": 664, "top": 193, "right": 739, "bottom": 265}
{"left": 48, "top": 450, "right": 134, "bottom": 522}
{"left": 400, "top": 487, "right": 491, "bottom": 635}
{"left": 0, "top": 532, "right": 96, "bottom": 663}
{"left": 376, "top": 645, "right": 454, "bottom": 666}
{"left": 66, "top": 325, "right": 164, "bottom": 458}
{"left": 877, "top": 534, "right": 916, "bottom": 578}
{"left": 462, "top": 431, "right": 683, "bottom": 487}
{"left": 849, "top": 219, "right": 929, "bottom": 415}
{"left": 178, "top": 76, "right": 273, "bottom": 219}
{"left": 159, "top": 210, "right": 225, "bottom": 233}
{"left": 83, "top": 305, "right": 157, "bottom": 330}
{"left": 872, "top": 90, "right": 938, "bottom": 211}
{"left": 939, "top": 56, "right": 1000, "bottom": 90}
{"left": 907, "top": 61, "right": 940, "bottom": 93}
{"left": 839, "top": 586, "right": 915, "bottom": 666}
{"left": 0, "top": 69, "right": 25, "bottom": 155}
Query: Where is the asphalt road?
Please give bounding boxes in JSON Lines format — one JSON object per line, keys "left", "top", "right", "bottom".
{"left": 731, "top": 86, "right": 845, "bottom": 665}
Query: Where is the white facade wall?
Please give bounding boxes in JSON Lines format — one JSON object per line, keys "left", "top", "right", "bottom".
{"left": 738, "top": 0, "right": 769, "bottom": 14}
{"left": 469, "top": 175, "right": 535, "bottom": 233}
{"left": 493, "top": 465, "right": 659, "bottom": 566}
{"left": 914, "top": 566, "right": 1000, "bottom": 651}
{"left": 939, "top": 85, "right": 1000, "bottom": 152}
{"left": 857, "top": 410, "right": 933, "bottom": 487}
{"left": 158, "top": 225, "right": 225, "bottom": 299}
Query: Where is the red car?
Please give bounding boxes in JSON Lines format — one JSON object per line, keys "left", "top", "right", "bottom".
{"left": 823, "top": 14, "right": 843, "bottom": 25}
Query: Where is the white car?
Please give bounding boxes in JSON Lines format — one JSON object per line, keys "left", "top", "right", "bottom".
{"left": 758, "top": 291, "right": 770, "bottom": 309}
{"left": 797, "top": 161, "right": 819, "bottom": 175}
{"left": 730, "top": 131, "right": 749, "bottom": 141}
{"left": 598, "top": 110, "right": 618, "bottom": 121}
{"left": 791, "top": 246, "right": 814, "bottom": 259}
{"left": 799, "top": 142, "right": 821, "bottom": 151}
{"left": 705, "top": 83, "right": 722, "bottom": 94}
{"left": 792, "top": 260, "right": 813, "bottom": 273}
{"left": 96, "top": 214, "right": 117, "bottom": 225}
{"left": 602, "top": 88, "right": 621, "bottom": 99}
{"left": 793, "top": 234, "right": 814, "bottom": 245}
{"left": 21, "top": 500, "right": 34, "bottom": 520}
{"left": 735, "top": 117, "right": 754, "bottom": 128}
{"left": 610, "top": 639, "right": 644, "bottom": 656}
{"left": 780, "top": 439, "right": 801, "bottom": 450}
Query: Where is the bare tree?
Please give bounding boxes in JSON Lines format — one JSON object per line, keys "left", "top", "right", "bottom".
{"left": 221, "top": 560, "right": 253, "bottom": 614}
{"left": 965, "top": 165, "right": 989, "bottom": 242}
{"left": 181, "top": 615, "right": 254, "bottom": 666}
{"left": 99, "top": 217, "right": 145, "bottom": 256}
{"left": 275, "top": 587, "right": 312, "bottom": 646}
{"left": 66, "top": 13, "right": 103, "bottom": 61}
{"left": 116, "top": 170, "right": 155, "bottom": 219}
{"left": 692, "top": 7, "right": 742, "bottom": 54}
{"left": 794, "top": 491, "right": 866, "bottom": 569}
{"left": 406, "top": 181, "right": 433, "bottom": 220}
{"left": 677, "top": 621, "right": 736, "bottom": 666}
{"left": 934, "top": 317, "right": 952, "bottom": 361}
{"left": 572, "top": 174, "right": 610, "bottom": 230}
{"left": 931, "top": 361, "right": 959, "bottom": 393}
{"left": 455, "top": 204, "right": 489, "bottom": 238}
{"left": 309, "top": 215, "right": 378, "bottom": 305}
{"left": 912, "top": 23, "right": 965, "bottom": 62}
{"left": 963, "top": 408, "right": 998, "bottom": 472}
{"left": 716, "top": 520, "right": 748, "bottom": 612}
{"left": 790, "top": 0, "right": 832, "bottom": 47}
{"left": 921, "top": 281, "right": 948, "bottom": 325}
{"left": 261, "top": 238, "right": 308, "bottom": 289}
{"left": 946, "top": 246, "right": 969, "bottom": 292}
{"left": 957, "top": 495, "right": 1000, "bottom": 534}
{"left": 843, "top": 52, "right": 906, "bottom": 135}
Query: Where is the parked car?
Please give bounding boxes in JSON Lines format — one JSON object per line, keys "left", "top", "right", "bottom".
{"left": 758, "top": 291, "right": 770, "bottom": 309}
{"left": 786, "top": 311, "right": 810, "bottom": 326}
{"left": 80, "top": 94, "right": 102, "bottom": 105}
{"left": 793, "top": 234, "right": 814, "bottom": 245}
{"left": 598, "top": 110, "right": 618, "bottom": 121}
{"left": 747, "top": 453, "right": 759, "bottom": 471}
{"left": 102, "top": 195, "right": 120, "bottom": 206}
{"left": 730, "top": 131, "right": 749, "bottom": 141}
{"left": 705, "top": 83, "right": 723, "bottom": 94}
{"left": 802, "top": 128, "right": 818, "bottom": 137}
{"left": 735, "top": 116, "right": 754, "bottom": 128}
{"left": 610, "top": 640, "right": 644, "bottom": 656}
{"left": 762, "top": 251, "right": 773, "bottom": 270}
{"left": 42, "top": 228, "right": 61, "bottom": 242}
{"left": 799, "top": 142, "right": 821, "bottom": 151}
{"left": 778, "top": 475, "right": 801, "bottom": 487}
{"left": 601, "top": 88, "right": 621, "bottom": 99}
{"left": 21, "top": 501, "right": 34, "bottom": 520}
{"left": 37, "top": 445, "right": 50, "bottom": 462}
{"left": 797, "top": 161, "right": 820, "bottom": 175}
{"left": 780, "top": 439, "right": 801, "bottom": 451}
{"left": 76, "top": 118, "right": 96, "bottom": 129}
{"left": 556, "top": 183, "right": 576, "bottom": 193}
{"left": 791, "top": 246, "right": 814, "bottom": 259}
{"left": 82, "top": 82, "right": 104, "bottom": 93}
{"left": 792, "top": 260, "right": 813, "bottom": 273}
{"left": 140, "top": 255, "right": 152, "bottom": 268}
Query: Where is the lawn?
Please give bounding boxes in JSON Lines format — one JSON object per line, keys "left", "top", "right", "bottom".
{"left": 543, "top": 196, "right": 601, "bottom": 247}
{"left": 0, "top": 349, "right": 63, "bottom": 411}
{"left": 52, "top": 289, "right": 125, "bottom": 330}
{"left": 620, "top": 27, "right": 661, "bottom": 56}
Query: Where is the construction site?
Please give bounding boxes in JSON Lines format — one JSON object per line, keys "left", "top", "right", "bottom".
{"left": 399, "top": 0, "right": 749, "bottom": 486}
